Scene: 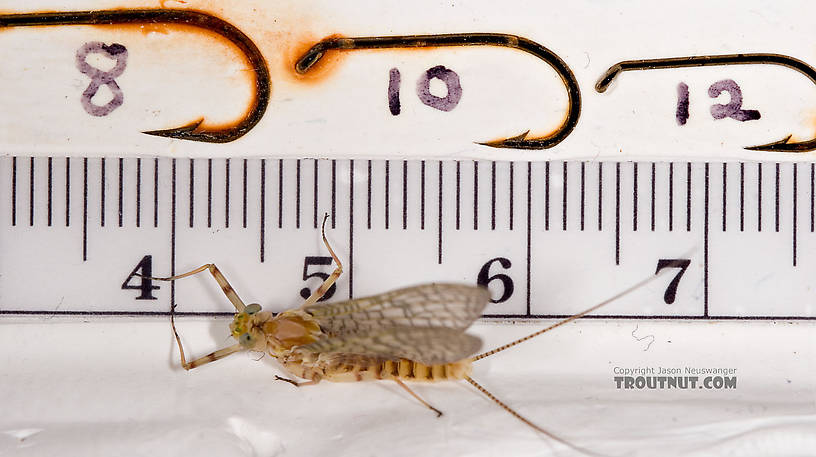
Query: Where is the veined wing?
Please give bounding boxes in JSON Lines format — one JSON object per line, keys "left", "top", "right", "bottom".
{"left": 298, "top": 325, "right": 482, "bottom": 365}
{"left": 303, "top": 283, "right": 490, "bottom": 337}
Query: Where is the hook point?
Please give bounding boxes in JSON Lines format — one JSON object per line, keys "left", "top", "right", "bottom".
{"left": 744, "top": 134, "right": 816, "bottom": 152}
{"left": 478, "top": 130, "right": 531, "bottom": 148}
{"left": 142, "top": 118, "right": 208, "bottom": 141}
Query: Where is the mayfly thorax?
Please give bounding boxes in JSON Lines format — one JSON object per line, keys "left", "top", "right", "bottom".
{"left": 149, "top": 213, "right": 667, "bottom": 454}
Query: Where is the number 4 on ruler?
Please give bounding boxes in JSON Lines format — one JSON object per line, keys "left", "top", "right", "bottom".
{"left": 122, "top": 255, "right": 160, "bottom": 300}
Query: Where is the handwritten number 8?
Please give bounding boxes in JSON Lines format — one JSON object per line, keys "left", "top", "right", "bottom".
{"left": 75, "top": 42, "right": 128, "bottom": 116}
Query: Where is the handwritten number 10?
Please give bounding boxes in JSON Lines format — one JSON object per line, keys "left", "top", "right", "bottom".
{"left": 388, "top": 66, "right": 462, "bottom": 115}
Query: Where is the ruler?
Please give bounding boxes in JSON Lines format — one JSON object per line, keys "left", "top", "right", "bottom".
{"left": 1, "top": 155, "right": 813, "bottom": 319}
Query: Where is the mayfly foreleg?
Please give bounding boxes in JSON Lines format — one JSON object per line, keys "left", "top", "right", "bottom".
{"left": 300, "top": 213, "right": 344, "bottom": 308}
{"left": 143, "top": 263, "right": 249, "bottom": 370}
{"left": 146, "top": 263, "right": 247, "bottom": 312}
{"left": 395, "top": 379, "right": 444, "bottom": 417}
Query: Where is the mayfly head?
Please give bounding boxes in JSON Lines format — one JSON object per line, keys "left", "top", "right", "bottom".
{"left": 229, "top": 303, "right": 267, "bottom": 351}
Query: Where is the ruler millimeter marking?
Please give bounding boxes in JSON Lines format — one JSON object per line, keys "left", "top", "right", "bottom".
{"left": 1, "top": 157, "right": 814, "bottom": 320}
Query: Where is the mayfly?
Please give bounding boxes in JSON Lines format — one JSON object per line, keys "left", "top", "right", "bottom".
{"left": 151, "top": 214, "right": 665, "bottom": 454}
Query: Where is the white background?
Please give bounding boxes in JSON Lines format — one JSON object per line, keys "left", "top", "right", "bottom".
{"left": 1, "top": 1, "right": 816, "bottom": 456}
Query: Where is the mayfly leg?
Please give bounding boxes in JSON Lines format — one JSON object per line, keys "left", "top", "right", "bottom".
{"left": 274, "top": 375, "right": 319, "bottom": 387}
{"left": 464, "top": 376, "right": 601, "bottom": 457}
{"left": 394, "top": 379, "right": 443, "bottom": 417}
{"left": 299, "top": 213, "right": 343, "bottom": 308}
{"left": 142, "top": 263, "right": 248, "bottom": 370}
{"left": 148, "top": 263, "right": 247, "bottom": 312}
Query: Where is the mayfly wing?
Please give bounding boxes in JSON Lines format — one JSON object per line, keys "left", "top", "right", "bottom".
{"left": 303, "top": 283, "right": 490, "bottom": 337}
{"left": 300, "top": 326, "right": 483, "bottom": 366}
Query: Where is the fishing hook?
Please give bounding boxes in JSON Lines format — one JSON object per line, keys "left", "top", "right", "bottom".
{"left": 596, "top": 53, "right": 816, "bottom": 152}
{"left": 0, "top": 9, "right": 270, "bottom": 143}
{"left": 296, "top": 33, "right": 581, "bottom": 150}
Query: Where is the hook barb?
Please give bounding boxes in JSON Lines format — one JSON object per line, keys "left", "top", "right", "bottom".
{"left": 744, "top": 134, "right": 816, "bottom": 153}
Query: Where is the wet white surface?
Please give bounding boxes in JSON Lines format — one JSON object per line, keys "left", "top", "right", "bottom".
{"left": 1, "top": 317, "right": 814, "bottom": 456}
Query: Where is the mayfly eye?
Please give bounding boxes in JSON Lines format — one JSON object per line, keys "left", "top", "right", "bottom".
{"left": 245, "top": 304, "right": 262, "bottom": 315}
{"left": 238, "top": 333, "right": 253, "bottom": 346}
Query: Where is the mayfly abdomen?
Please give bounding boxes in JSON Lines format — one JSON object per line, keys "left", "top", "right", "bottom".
{"left": 319, "top": 359, "right": 473, "bottom": 383}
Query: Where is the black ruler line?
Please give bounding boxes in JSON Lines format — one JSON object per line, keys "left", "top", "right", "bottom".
{"left": 509, "top": 162, "right": 515, "bottom": 231}
{"left": 349, "top": 159, "right": 354, "bottom": 298}
{"left": 793, "top": 162, "right": 798, "bottom": 267}
{"left": 632, "top": 162, "right": 638, "bottom": 231}
{"left": 775, "top": 162, "right": 780, "bottom": 233}
{"left": 437, "top": 161, "right": 443, "bottom": 264}
{"left": 242, "top": 159, "right": 248, "bottom": 229}
{"left": 136, "top": 158, "right": 141, "bottom": 228}
{"left": 668, "top": 163, "right": 674, "bottom": 231}
{"left": 650, "top": 162, "right": 655, "bottom": 231}
{"left": 313, "top": 159, "right": 319, "bottom": 229}
{"left": 225, "top": 159, "right": 230, "bottom": 229}
{"left": 811, "top": 163, "right": 815, "bottom": 233}
{"left": 482, "top": 314, "right": 816, "bottom": 321}
{"left": 402, "top": 160, "right": 408, "bottom": 230}
{"left": 11, "top": 156, "right": 16, "bottom": 226}
{"left": 296, "top": 159, "right": 301, "bottom": 229}
{"left": 473, "top": 161, "right": 479, "bottom": 230}
{"left": 153, "top": 158, "right": 159, "bottom": 228}
{"left": 580, "top": 161, "right": 585, "bottom": 231}
{"left": 421, "top": 160, "right": 426, "bottom": 230}
{"left": 562, "top": 161, "right": 568, "bottom": 231}
{"left": 82, "top": 158, "right": 88, "bottom": 261}
{"left": 686, "top": 162, "right": 691, "bottom": 232}
{"left": 384, "top": 160, "right": 390, "bottom": 230}
{"left": 491, "top": 161, "right": 497, "bottom": 230}
{"left": 6, "top": 310, "right": 816, "bottom": 320}
{"left": 526, "top": 162, "right": 532, "bottom": 316}
{"left": 29, "top": 157, "right": 34, "bottom": 227}
{"left": 207, "top": 159, "right": 212, "bottom": 228}
{"left": 722, "top": 162, "right": 727, "bottom": 232}
{"left": 455, "top": 161, "right": 461, "bottom": 230}
{"left": 331, "top": 159, "right": 336, "bottom": 229}
{"left": 740, "top": 162, "right": 745, "bottom": 232}
{"left": 100, "top": 158, "right": 105, "bottom": 227}
{"left": 704, "top": 163, "right": 709, "bottom": 317}
{"left": 47, "top": 157, "right": 52, "bottom": 227}
{"left": 65, "top": 157, "right": 70, "bottom": 227}
{"left": 757, "top": 163, "right": 762, "bottom": 232}
{"left": 118, "top": 158, "right": 124, "bottom": 228}
{"left": 597, "top": 162, "right": 603, "bottom": 231}
{"left": 615, "top": 162, "right": 620, "bottom": 265}
{"left": 171, "top": 159, "right": 176, "bottom": 317}
{"left": 277, "top": 159, "right": 283, "bottom": 229}
{"left": 545, "top": 161, "right": 550, "bottom": 230}
{"left": 366, "top": 160, "right": 372, "bottom": 230}
{"left": 188, "top": 158, "right": 194, "bottom": 228}
{"left": 260, "top": 159, "right": 266, "bottom": 262}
